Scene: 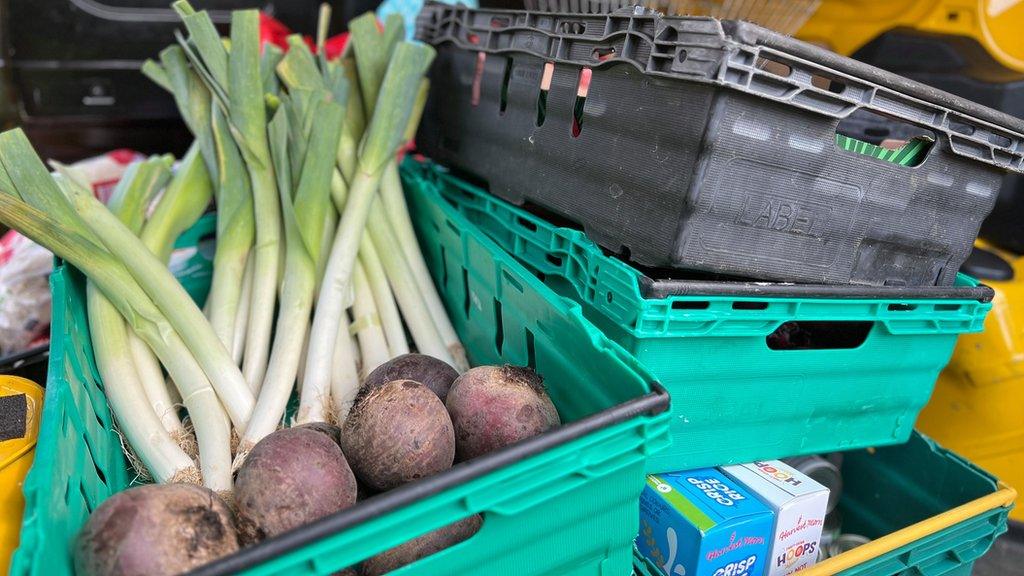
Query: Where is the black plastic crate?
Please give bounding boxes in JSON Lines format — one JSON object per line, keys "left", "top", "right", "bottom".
{"left": 850, "top": 30, "right": 1024, "bottom": 255}
{"left": 415, "top": 4, "right": 1024, "bottom": 286}
{"left": 0, "top": 345, "right": 49, "bottom": 386}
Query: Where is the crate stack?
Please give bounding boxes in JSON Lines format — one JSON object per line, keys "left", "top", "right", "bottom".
{"left": 411, "top": 2, "right": 1023, "bottom": 575}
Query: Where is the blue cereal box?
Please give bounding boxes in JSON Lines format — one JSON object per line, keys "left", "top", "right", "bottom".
{"left": 637, "top": 469, "right": 774, "bottom": 576}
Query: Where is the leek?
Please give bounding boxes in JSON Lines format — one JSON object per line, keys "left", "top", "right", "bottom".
{"left": 303, "top": 42, "right": 435, "bottom": 423}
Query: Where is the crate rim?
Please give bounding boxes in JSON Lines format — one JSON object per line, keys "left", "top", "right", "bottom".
{"left": 806, "top": 481, "right": 1016, "bottom": 575}
{"left": 416, "top": 2, "right": 1024, "bottom": 147}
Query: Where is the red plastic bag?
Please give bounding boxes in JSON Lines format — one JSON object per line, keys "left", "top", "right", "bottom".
{"left": 259, "top": 12, "right": 348, "bottom": 59}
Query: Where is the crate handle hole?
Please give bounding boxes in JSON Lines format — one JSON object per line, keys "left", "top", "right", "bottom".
{"left": 490, "top": 16, "right": 510, "bottom": 28}
{"left": 502, "top": 269, "right": 524, "bottom": 292}
{"left": 756, "top": 57, "right": 792, "bottom": 78}
{"left": 732, "top": 301, "right": 768, "bottom": 310}
{"left": 571, "top": 68, "right": 591, "bottom": 138}
{"left": 80, "top": 482, "right": 94, "bottom": 513}
{"left": 517, "top": 216, "right": 537, "bottom": 232}
{"left": 525, "top": 328, "right": 537, "bottom": 369}
{"left": 887, "top": 303, "right": 917, "bottom": 312}
{"left": 810, "top": 74, "right": 845, "bottom": 94}
{"left": 499, "top": 57, "right": 513, "bottom": 115}
{"left": 494, "top": 298, "right": 504, "bottom": 355}
{"left": 935, "top": 303, "right": 961, "bottom": 311}
{"left": 439, "top": 246, "right": 449, "bottom": 288}
{"left": 462, "top": 267, "right": 471, "bottom": 318}
{"left": 559, "top": 20, "right": 585, "bottom": 34}
{"left": 671, "top": 300, "right": 709, "bottom": 310}
{"left": 546, "top": 253, "right": 563, "bottom": 267}
{"left": 766, "top": 321, "right": 873, "bottom": 351}
{"left": 592, "top": 47, "right": 616, "bottom": 62}
{"left": 865, "top": 127, "right": 890, "bottom": 139}
{"left": 836, "top": 110, "right": 934, "bottom": 167}
{"left": 949, "top": 118, "right": 975, "bottom": 136}
{"left": 536, "top": 63, "right": 554, "bottom": 127}
{"left": 677, "top": 49, "right": 687, "bottom": 63}
{"left": 606, "top": 291, "right": 613, "bottom": 303}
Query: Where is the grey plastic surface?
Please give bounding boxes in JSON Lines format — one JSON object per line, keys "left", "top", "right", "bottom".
{"left": 523, "top": 0, "right": 639, "bottom": 13}
{"left": 416, "top": 4, "right": 1024, "bottom": 286}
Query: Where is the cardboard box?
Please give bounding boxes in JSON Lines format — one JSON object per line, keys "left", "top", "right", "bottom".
{"left": 637, "top": 469, "right": 774, "bottom": 576}
{"left": 722, "top": 461, "right": 830, "bottom": 575}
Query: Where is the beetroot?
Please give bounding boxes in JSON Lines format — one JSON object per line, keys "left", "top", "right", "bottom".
{"left": 446, "top": 365, "right": 560, "bottom": 461}
{"left": 362, "top": 353, "right": 459, "bottom": 400}
{"left": 74, "top": 483, "right": 239, "bottom": 576}
{"left": 235, "top": 427, "right": 358, "bottom": 543}
{"left": 361, "top": 515, "right": 483, "bottom": 576}
{"left": 340, "top": 379, "right": 455, "bottom": 491}
{"left": 297, "top": 421, "right": 342, "bottom": 446}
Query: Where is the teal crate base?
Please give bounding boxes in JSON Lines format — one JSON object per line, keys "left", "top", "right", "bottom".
{"left": 12, "top": 168, "right": 670, "bottom": 576}
{"left": 410, "top": 160, "right": 994, "bottom": 472}
{"left": 633, "top": 432, "right": 1012, "bottom": 576}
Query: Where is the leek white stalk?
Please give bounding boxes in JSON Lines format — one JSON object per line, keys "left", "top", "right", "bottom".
{"left": 359, "top": 235, "right": 408, "bottom": 357}
{"left": 352, "top": 260, "right": 389, "bottom": 375}
{"left": 380, "top": 162, "right": 467, "bottom": 370}
{"left": 367, "top": 201, "right": 454, "bottom": 363}
{"left": 0, "top": 192, "right": 232, "bottom": 491}
{"left": 330, "top": 314, "right": 361, "bottom": 424}
{"left": 240, "top": 97, "right": 344, "bottom": 448}
{"left": 84, "top": 153, "right": 196, "bottom": 482}
{"left": 94, "top": 155, "right": 194, "bottom": 447}
{"left": 126, "top": 337, "right": 192, "bottom": 451}
{"left": 232, "top": 256, "right": 254, "bottom": 364}
{"left": 64, "top": 187, "right": 254, "bottom": 430}
{"left": 87, "top": 285, "right": 199, "bottom": 484}
{"left": 131, "top": 144, "right": 215, "bottom": 453}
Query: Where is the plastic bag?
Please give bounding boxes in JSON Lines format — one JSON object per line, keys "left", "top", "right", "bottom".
{"left": 0, "top": 233, "right": 53, "bottom": 356}
{"left": 0, "top": 149, "right": 142, "bottom": 357}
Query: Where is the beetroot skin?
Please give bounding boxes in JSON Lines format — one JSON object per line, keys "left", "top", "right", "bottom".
{"left": 74, "top": 483, "right": 239, "bottom": 576}
{"left": 235, "top": 426, "right": 358, "bottom": 543}
{"left": 340, "top": 380, "right": 455, "bottom": 491}
{"left": 361, "top": 515, "right": 483, "bottom": 576}
{"left": 296, "top": 421, "right": 342, "bottom": 446}
{"left": 446, "top": 365, "right": 560, "bottom": 461}
{"left": 362, "top": 353, "right": 459, "bottom": 400}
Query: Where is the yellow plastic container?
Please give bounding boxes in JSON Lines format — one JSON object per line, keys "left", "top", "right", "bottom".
{"left": 918, "top": 244, "right": 1024, "bottom": 522}
{"left": 0, "top": 376, "right": 43, "bottom": 575}
{"left": 797, "top": 0, "right": 1024, "bottom": 73}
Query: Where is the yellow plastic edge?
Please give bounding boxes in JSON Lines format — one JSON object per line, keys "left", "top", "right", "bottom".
{"left": 0, "top": 375, "right": 44, "bottom": 576}
{"left": 803, "top": 482, "right": 1017, "bottom": 575}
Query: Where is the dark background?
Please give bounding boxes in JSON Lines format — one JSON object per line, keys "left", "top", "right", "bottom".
{"left": 0, "top": 0, "right": 377, "bottom": 161}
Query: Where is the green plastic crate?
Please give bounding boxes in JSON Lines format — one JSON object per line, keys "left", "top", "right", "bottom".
{"left": 632, "top": 431, "right": 1015, "bottom": 576}
{"left": 10, "top": 175, "right": 670, "bottom": 576}
{"left": 407, "top": 160, "right": 996, "bottom": 473}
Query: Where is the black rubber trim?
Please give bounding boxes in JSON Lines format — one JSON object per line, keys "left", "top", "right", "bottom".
{"left": 639, "top": 277, "right": 995, "bottom": 303}
{"left": 187, "top": 382, "right": 670, "bottom": 576}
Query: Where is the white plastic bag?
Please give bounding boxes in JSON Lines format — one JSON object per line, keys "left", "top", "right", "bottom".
{"left": 0, "top": 233, "right": 53, "bottom": 356}
{"left": 0, "top": 149, "right": 142, "bottom": 357}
